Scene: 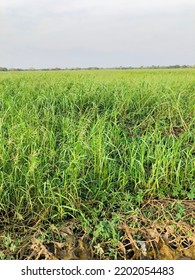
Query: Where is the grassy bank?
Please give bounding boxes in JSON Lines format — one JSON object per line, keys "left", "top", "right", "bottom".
{"left": 0, "top": 69, "right": 194, "bottom": 259}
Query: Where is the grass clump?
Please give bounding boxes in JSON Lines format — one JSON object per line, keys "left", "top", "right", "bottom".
{"left": 0, "top": 69, "right": 194, "bottom": 259}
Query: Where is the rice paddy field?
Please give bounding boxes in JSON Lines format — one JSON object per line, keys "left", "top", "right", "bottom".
{"left": 0, "top": 69, "right": 195, "bottom": 260}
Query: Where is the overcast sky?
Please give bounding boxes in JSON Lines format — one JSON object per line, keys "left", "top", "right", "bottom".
{"left": 0, "top": 0, "right": 195, "bottom": 68}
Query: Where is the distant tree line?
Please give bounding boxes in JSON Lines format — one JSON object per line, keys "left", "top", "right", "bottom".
{"left": 0, "top": 65, "right": 195, "bottom": 71}
{"left": 0, "top": 67, "right": 8, "bottom": 71}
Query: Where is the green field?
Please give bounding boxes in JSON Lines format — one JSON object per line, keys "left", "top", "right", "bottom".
{"left": 0, "top": 69, "right": 195, "bottom": 259}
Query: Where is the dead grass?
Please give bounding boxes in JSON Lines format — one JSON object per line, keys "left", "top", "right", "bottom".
{"left": 0, "top": 199, "right": 194, "bottom": 260}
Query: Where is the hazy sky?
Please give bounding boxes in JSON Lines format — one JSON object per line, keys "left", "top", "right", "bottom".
{"left": 1, "top": 0, "right": 195, "bottom": 68}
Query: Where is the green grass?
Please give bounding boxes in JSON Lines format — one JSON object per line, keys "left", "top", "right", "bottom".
{"left": 0, "top": 69, "right": 194, "bottom": 227}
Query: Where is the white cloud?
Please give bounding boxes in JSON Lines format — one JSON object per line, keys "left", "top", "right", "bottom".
{"left": 1, "top": 0, "right": 195, "bottom": 14}
{"left": 0, "top": 0, "right": 194, "bottom": 68}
